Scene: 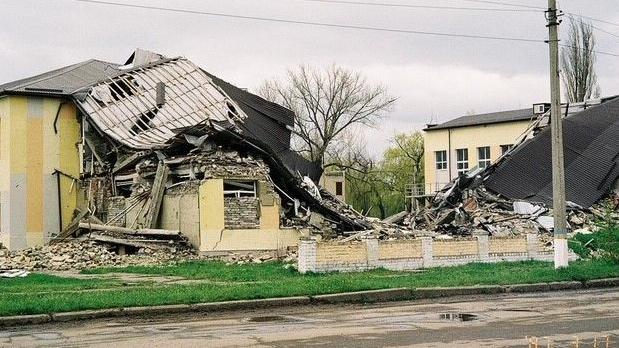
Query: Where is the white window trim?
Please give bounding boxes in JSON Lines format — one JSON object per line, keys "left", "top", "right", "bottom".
{"left": 478, "top": 146, "right": 491, "bottom": 168}
{"left": 456, "top": 148, "right": 469, "bottom": 174}
{"left": 223, "top": 180, "right": 257, "bottom": 198}
{"left": 435, "top": 150, "right": 447, "bottom": 171}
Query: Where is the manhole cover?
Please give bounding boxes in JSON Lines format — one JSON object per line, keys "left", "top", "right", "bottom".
{"left": 439, "top": 313, "right": 478, "bottom": 322}
{"left": 245, "top": 315, "right": 288, "bottom": 323}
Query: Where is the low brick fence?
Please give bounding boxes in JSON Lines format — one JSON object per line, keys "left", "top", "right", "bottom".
{"left": 298, "top": 234, "right": 569, "bottom": 273}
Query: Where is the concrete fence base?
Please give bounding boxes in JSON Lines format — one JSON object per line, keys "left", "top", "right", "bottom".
{"left": 298, "top": 234, "right": 575, "bottom": 273}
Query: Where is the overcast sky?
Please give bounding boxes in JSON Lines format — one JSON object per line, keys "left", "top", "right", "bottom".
{"left": 1, "top": 0, "right": 617, "bottom": 156}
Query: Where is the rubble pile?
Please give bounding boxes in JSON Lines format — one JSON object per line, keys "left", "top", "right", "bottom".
{"left": 0, "top": 241, "right": 198, "bottom": 271}
{"left": 401, "top": 183, "right": 617, "bottom": 238}
{"left": 0, "top": 241, "right": 300, "bottom": 271}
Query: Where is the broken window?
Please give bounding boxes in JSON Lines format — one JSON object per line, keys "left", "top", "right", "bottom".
{"left": 335, "top": 181, "right": 343, "bottom": 196}
{"left": 477, "top": 146, "right": 491, "bottom": 168}
{"left": 500, "top": 144, "right": 513, "bottom": 155}
{"left": 456, "top": 148, "right": 469, "bottom": 174}
{"left": 223, "top": 180, "right": 257, "bottom": 198}
{"left": 435, "top": 150, "right": 447, "bottom": 170}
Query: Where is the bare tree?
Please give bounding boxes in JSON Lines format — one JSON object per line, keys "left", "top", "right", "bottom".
{"left": 560, "top": 17, "right": 601, "bottom": 102}
{"left": 258, "top": 65, "right": 396, "bottom": 169}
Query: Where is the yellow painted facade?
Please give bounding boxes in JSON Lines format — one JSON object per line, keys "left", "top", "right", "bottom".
{"left": 198, "top": 178, "right": 304, "bottom": 252}
{"left": 319, "top": 171, "right": 346, "bottom": 202}
{"left": 423, "top": 120, "right": 531, "bottom": 193}
{"left": 0, "top": 96, "right": 80, "bottom": 250}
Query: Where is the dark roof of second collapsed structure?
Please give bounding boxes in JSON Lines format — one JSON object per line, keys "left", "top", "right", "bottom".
{"left": 425, "top": 108, "right": 534, "bottom": 131}
{"left": 484, "top": 97, "right": 619, "bottom": 207}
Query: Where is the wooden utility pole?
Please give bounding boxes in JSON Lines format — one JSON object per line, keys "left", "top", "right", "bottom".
{"left": 546, "top": 0, "right": 568, "bottom": 268}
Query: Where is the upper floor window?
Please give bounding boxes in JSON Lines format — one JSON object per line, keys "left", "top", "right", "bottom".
{"left": 335, "top": 181, "right": 343, "bottom": 196}
{"left": 435, "top": 150, "right": 447, "bottom": 170}
{"left": 500, "top": 144, "right": 513, "bottom": 155}
{"left": 456, "top": 148, "right": 469, "bottom": 174}
{"left": 478, "top": 146, "right": 491, "bottom": 168}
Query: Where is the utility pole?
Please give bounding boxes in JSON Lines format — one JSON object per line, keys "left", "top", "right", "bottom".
{"left": 546, "top": 0, "right": 568, "bottom": 268}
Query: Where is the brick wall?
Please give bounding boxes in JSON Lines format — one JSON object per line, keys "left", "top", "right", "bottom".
{"left": 298, "top": 234, "right": 575, "bottom": 273}
{"left": 224, "top": 197, "right": 260, "bottom": 229}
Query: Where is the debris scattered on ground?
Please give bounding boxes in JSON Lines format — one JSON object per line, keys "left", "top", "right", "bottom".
{"left": 0, "top": 269, "right": 30, "bottom": 278}
{"left": 398, "top": 177, "right": 618, "bottom": 238}
{"left": 0, "top": 241, "right": 300, "bottom": 271}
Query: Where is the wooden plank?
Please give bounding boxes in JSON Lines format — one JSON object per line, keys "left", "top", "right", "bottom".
{"left": 143, "top": 162, "right": 169, "bottom": 228}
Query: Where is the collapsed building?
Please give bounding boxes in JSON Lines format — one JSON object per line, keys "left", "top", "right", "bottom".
{"left": 404, "top": 95, "right": 619, "bottom": 237}
{"left": 0, "top": 49, "right": 379, "bottom": 253}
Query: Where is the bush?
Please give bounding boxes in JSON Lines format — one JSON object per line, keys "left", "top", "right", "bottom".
{"left": 569, "top": 227, "right": 619, "bottom": 263}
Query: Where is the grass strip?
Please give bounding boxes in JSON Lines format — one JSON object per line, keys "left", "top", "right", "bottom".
{"left": 2, "top": 260, "right": 617, "bottom": 317}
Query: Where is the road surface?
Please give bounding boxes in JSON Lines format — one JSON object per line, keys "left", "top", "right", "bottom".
{"left": 2, "top": 288, "right": 617, "bottom": 347}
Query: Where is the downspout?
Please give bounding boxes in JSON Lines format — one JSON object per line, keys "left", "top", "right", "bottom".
{"left": 53, "top": 101, "right": 67, "bottom": 134}
{"left": 448, "top": 128, "right": 452, "bottom": 182}
{"left": 53, "top": 171, "right": 63, "bottom": 233}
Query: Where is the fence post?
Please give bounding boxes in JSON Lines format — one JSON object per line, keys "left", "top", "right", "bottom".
{"left": 298, "top": 237, "right": 317, "bottom": 273}
{"left": 421, "top": 237, "right": 433, "bottom": 267}
{"left": 526, "top": 234, "right": 540, "bottom": 260}
{"left": 364, "top": 237, "right": 379, "bottom": 270}
{"left": 475, "top": 232, "right": 490, "bottom": 262}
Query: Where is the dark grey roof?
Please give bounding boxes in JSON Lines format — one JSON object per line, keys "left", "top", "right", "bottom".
{"left": 0, "top": 59, "right": 121, "bottom": 96}
{"left": 425, "top": 108, "right": 534, "bottom": 131}
{"left": 484, "top": 97, "right": 619, "bottom": 207}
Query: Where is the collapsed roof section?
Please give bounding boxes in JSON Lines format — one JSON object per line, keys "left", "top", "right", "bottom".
{"left": 484, "top": 96, "right": 619, "bottom": 207}
{"left": 74, "top": 57, "right": 247, "bottom": 149}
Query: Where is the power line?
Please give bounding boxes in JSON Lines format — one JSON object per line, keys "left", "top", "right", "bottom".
{"left": 448, "top": 0, "right": 619, "bottom": 27}
{"left": 566, "top": 14, "right": 619, "bottom": 39}
{"left": 454, "top": 0, "right": 545, "bottom": 10}
{"left": 299, "top": 0, "right": 539, "bottom": 12}
{"left": 69, "top": 0, "right": 619, "bottom": 57}
{"left": 72, "top": 0, "right": 541, "bottom": 42}
{"left": 567, "top": 12, "right": 619, "bottom": 28}
{"left": 558, "top": 44, "right": 619, "bottom": 57}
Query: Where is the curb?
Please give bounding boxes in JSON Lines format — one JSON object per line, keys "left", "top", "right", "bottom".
{"left": 1, "top": 278, "right": 618, "bottom": 327}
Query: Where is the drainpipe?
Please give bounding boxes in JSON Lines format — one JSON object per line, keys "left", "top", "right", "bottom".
{"left": 53, "top": 101, "right": 67, "bottom": 134}
{"left": 447, "top": 128, "right": 452, "bottom": 183}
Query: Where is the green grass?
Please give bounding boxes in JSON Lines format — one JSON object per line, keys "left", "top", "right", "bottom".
{"left": 1, "top": 259, "right": 617, "bottom": 317}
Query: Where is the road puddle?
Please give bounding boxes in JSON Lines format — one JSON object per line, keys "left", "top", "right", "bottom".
{"left": 439, "top": 313, "right": 478, "bottom": 322}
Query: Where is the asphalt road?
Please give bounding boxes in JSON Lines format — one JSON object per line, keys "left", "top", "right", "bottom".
{"left": 2, "top": 288, "right": 618, "bottom": 347}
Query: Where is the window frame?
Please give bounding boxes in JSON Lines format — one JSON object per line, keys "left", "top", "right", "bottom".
{"left": 500, "top": 144, "right": 513, "bottom": 155}
{"left": 435, "top": 150, "right": 447, "bottom": 170}
{"left": 223, "top": 180, "right": 257, "bottom": 198}
{"left": 456, "top": 148, "right": 469, "bottom": 174}
{"left": 477, "top": 146, "right": 491, "bottom": 168}
{"left": 335, "top": 181, "right": 343, "bottom": 196}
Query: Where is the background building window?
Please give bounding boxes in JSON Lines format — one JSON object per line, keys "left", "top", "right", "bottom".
{"left": 335, "top": 181, "right": 343, "bottom": 196}
{"left": 501, "top": 144, "right": 513, "bottom": 155}
{"left": 435, "top": 150, "right": 447, "bottom": 170}
{"left": 456, "top": 148, "right": 469, "bottom": 174}
{"left": 477, "top": 146, "right": 491, "bottom": 168}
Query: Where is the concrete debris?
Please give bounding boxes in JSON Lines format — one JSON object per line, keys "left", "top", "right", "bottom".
{"left": 0, "top": 241, "right": 196, "bottom": 271}
{"left": 398, "top": 184, "right": 616, "bottom": 238}
{"left": 0, "top": 269, "right": 30, "bottom": 278}
{"left": 0, "top": 242, "right": 299, "bottom": 271}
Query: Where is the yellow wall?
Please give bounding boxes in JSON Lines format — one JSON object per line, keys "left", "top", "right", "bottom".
{"left": 198, "top": 178, "right": 304, "bottom": 252}
{"left": 0, "top": 96, "right": 80, "bottom": 250}
{"left": 423, "top": 120, "right": 530, "bottom": 193}
{"left": 319, "top": 171, "right": 346, "bottom": 202}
